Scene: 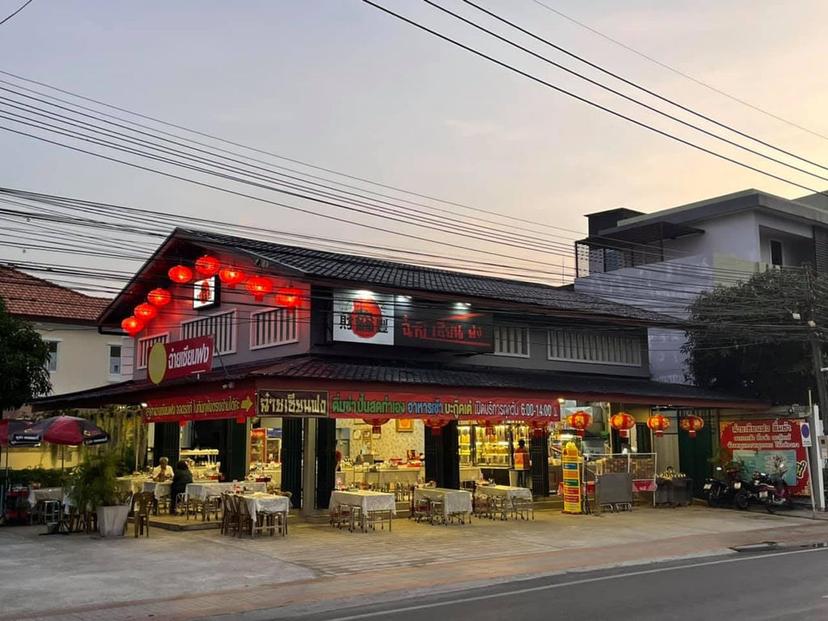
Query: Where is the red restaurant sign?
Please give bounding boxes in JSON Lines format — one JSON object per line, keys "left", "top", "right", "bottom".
{"left": 143, "top": 389, "right": 255, "bottom": 423}
{"left": 329, "top": 390, "right": 560, "bottom": 420}
{"left": 148, "top": 336, "right": 214, "bottom": 385}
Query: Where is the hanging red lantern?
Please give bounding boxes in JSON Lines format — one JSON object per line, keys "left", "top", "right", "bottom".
{"left": 610, "top": 412, "right": 636, "bottom": 439}
{"left": 424, "top": 418, "right": 451, "bottom": 435}
{"left": 679, "top": 415, "right": 704, "bottom": 438}
{"left": 647, "top": 414, "right": 671, "bottom": 438}
{"left": 566, "top": 410, "right": 592, "bottom": 437}
{"left": 275, "top": 287, "right": 302, "bottom": 308}
{"left": 134, "top": 303, "right": 158, "bottom": 321}
{"left": 147, "top": 288, "right": 172, "bottom": 307}
{"left": 120, "top": 316, "right": 144, "bottom": 336}
{"left": 218, "top": 266, "right": 245, "bottom": 288}
{"left": 168, "top": 265, "right": 193, "bottom": 284}
{"left": 363, "top": 418, "right": 390, "bottom": 434}
{"left": 245, "top": 275, "right": 273, "bottom": 301}
{"left": 476, "top": 418, "right": 501, "bottom": 436}
{"left": 194, "top": 254, "right": 220, "bottom": 278}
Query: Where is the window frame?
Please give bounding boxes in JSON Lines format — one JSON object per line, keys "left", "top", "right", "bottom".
{"left": 546, "top": 329, "right": 642, "bottom": 367}
{"left": 492, "top": 325, "right": 531, "bottom": 358}
{"left": 136, "top": 332, "right": 170, "bottom": 370}
{"left": 108, "top": 343, "right": 122, "bottom": 378}
{"left": 769, "top": 239, "right": 784, "bottom": 266}
{"left": 249, "top": 307, "right": 299, "bottom": 351}
{"left": 44, "top": 339, "right": 60, "bottom": 373}
{"left": 180, "top": 309, "right": 237, "bottom": 355}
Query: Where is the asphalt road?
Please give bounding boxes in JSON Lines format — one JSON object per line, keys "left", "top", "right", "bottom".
{"left": 288, "top": 546, "right": 828, "bottom": 621}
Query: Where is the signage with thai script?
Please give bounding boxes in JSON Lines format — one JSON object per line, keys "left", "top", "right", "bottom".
{"left": 329, "top": 390, "right": 560, "bottom": 420}
{"left": 257, "top": 390, "right": 329, "bottom": 418}
{"left": 332, "top": 290, "right": 394, "bottom": 345}
{"left": 394, "top": 302, "right": 493, "bottom": 352}
{"left": 193, "top": 276, "right": 219, "bottom": 309}
{"left": 148, "top": 336, "right": 214, "bottom": 385}
{"left": 143, "top": 389, "right": 254, "bottom": 423}
{"left": 719, "top": 419, "right": 809, "bottom": 496}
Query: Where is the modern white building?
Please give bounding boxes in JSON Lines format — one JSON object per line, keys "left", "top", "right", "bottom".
{"left": 574, "top": 189, "right": 828, "bottom": 383}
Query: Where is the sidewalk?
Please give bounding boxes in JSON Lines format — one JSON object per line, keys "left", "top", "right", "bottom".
{"left": 2, "top": 507, "right": 827, "bottom": 621}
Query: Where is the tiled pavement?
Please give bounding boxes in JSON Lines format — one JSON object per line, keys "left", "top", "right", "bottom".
{"left": 2, "top": 507, "right": 827, "bottom": 621}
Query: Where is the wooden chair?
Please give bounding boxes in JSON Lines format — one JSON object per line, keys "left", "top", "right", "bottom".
{"left": 236, "top": 496, "right": 254, "bottom": 537}
{"left": 219, "top": 493, "right": 236, "bottom": 536}
{"left": 133, "top": 492, "right": 153, "bottom": 538}
{"left": 203, "top": 495, "right": 221, "bottom": 521}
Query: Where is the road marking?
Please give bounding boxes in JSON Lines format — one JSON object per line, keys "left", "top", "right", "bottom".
{"left": 327, "top": 547, "right": 828, "bottom": 620}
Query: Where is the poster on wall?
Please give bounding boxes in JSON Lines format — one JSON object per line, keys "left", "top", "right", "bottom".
{"left": 719, "top": 419, "right": 810, "bottom": 496}
{"left": 394, "top": 301, "right": 493, "bottom": 352}
{"left": 332, "top": 290, "right": 394, "bottom": 345}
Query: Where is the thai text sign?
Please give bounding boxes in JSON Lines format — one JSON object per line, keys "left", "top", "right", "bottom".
{"left": 148, "top": 336, "right": 213, "bottom": 385}
{"left": 719, "top": 418, "right": 809, "bottom": 496}
{"left": 329, "top": 391, "right": 560, "bottom": 420}
{"left": 257, "top": 390, "right": 329, "bottom": 418}
{"left": 394, "top": 302, "right": 493, "bottom": 352}
{"left": 143, "top": 389, "right": 254, "bottom": 423}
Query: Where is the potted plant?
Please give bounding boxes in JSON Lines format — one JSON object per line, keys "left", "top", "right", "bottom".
{"left": 69, "top": 451, "right": 130, "bottom": 537}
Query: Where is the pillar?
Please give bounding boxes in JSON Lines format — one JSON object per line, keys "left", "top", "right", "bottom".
{"left": 424, "top": 421, "right": 460, "bottom": 489}
{"left": 281, "top": 418, "right": 303, "bottom": 509}
{"left": 315, "top": 418, "right": 336, "bottom": 509}
{"left": 529, "top": 431, "right": 550, "bottom": 497}
{"left": 301, "top": 417, "right": 317, "bottom": 516}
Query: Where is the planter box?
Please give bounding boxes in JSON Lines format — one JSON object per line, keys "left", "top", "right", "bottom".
{"left": 98, "top": 505, "right": 129, "bottom": 537}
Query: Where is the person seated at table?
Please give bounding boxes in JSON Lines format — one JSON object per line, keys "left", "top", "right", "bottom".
{"left": 169, "top": 460, "right": 193, "bottom": 515}
{"left": 152, "top": 457, "right": 173, "bottom": 482}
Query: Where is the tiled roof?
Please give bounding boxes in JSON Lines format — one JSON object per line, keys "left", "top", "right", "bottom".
{"left": 0, "top": 265, "right": 110, "bottom": 323}
{"left": 179, "top": 229, "right": 667, "bottom": 323}
{"left": 31, "top": 355, "right": 764, "bottom": 410}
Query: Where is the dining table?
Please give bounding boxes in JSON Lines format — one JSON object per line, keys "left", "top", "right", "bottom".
{"left": 330, "top": 489, "right": 396, "bottom": 531}
{"left": 185, "top": 481, "right": 267, "bottom": 502}
{"left": 413, "top": 487, "right": 473, "bottom": 522}
{"left": 475, "top": 484, "right": 532, "bottom": 502}
{"left": 239, "top": 492, "right": 290, "bottom": 525}
{"left": 27, "top": 487, "right": 64, "bottom": 508}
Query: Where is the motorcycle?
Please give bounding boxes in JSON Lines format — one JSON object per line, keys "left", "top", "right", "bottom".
{"left": 703, "top": 464, "right": 743, "bottom": 508}
{"left": 753, "top": 462, "right": 793, "bottom": 513}
{"left": 732, "top": 476, "right": 758, "bottom": 510}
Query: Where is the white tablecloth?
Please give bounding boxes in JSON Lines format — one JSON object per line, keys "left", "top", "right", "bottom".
{"left": 142, "top": 481, "right": 172, "bottom": 499}
{"left": 186, "top": 481, "right": 266, "bottom": 502}
{"left": 413, "top": 488, "right": 473, "bottom": 517}
{"left": 27, "top": 487, "right": 63, "bottom": 508}
{"left": 116, "top": 477, "right": 145, "bottom": 494}
{"left": 329, "top": 490, "right": 396, "bottom": 515}
{"left": 460, "top": 467, "right": 483, "bottom": 482}
{"left": 476, "top": 485, "right": 532, "bottom": 501}
{"left": 240, "top": 493, "right": 289, "bottom": 523}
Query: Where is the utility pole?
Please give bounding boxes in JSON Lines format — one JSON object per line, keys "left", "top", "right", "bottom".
{"left": 803, "top": 265, "right": 827, "bottom": 510}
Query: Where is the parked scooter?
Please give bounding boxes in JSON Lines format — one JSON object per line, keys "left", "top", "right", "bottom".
{"left": 732, "top": 475, "right": 758, "bottom": 510}
{"left": 753, "top": 459, "right": 793, "bottom": 513}
{"left": 703, "top": 463, "right": 743, "bottom": 508}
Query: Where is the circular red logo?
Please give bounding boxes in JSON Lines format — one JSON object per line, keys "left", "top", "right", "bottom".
{"left": 351, "top": 299, "right": 383, "bottom": 338}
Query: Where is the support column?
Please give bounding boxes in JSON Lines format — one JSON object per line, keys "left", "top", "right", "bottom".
{"left": 301, "top": 418, "right": 317, "bottom": 516}
{"left": 281, "top": 418, "right": 303, "bottom": 509}
{"left": 315, "top": 418, "right": 336, "bottom": 510}
{"left": 529, "top": 431, "right": 549, "bottom": 497}
{"left": 424, "top": 422, "right": 460, "bottom": 489}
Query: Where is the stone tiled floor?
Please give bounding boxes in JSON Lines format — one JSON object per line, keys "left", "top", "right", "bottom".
{"left": 0, "top": 506, "right": 823, "bottom": 620}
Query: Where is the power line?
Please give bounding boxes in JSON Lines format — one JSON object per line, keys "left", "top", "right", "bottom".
{"left": 0, "top": 0, "right": 32, "bottom": 27}
{"left": 529, "top": 0, "right": 828, "bottom": 144}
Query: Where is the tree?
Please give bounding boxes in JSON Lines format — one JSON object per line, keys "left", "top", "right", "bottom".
{"left": 683, "top": 267, "right": 825, "bottom": 404}
{"left": 0, "top": 297, "right": 52, "bottom": 410}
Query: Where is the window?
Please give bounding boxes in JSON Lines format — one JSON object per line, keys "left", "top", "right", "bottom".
{"left": 137, "top": 333, "right": 169, "bottom": 369}
{"left": 108, "top": 345, "right": 122, "bottom": 376}
{"left": 770, "top": 240, "right": 783, "bottom": 266}
{"left": 181, "top": 310, "right": 236, "bottom": 354}
{"left": 45, "top": 341, "right": 58, "bottom": 372}
{"left": 493, "top": 326, "right": 530, "bottom": 357}
{"left": 548, "top": 329, "right": 641, "bottom": 366}
{"left": 250, "top": 307, "right": 298, "bottom": 349}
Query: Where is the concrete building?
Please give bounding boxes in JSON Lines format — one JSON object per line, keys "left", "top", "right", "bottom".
{"left": 574, "top": 189, "right": 828, "bottom": 384}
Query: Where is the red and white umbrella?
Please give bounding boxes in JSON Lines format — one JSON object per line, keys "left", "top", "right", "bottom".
{"left": 17, "top": 416, "right": 108, "bottom": 446}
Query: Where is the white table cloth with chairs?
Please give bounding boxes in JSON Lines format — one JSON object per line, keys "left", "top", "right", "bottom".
{"left": 329, "top": 490, "right": 397, "bottom": 515}
{"left": 142, "top": 480, "right": 171, "bottom": 500}
{"left": 27, "top": 487, "right": 64, "bottom": 508}
{"left": 186, "top": 481, "right": 267, "bottom": 502}
{"left": 475, "top": 485, "right": 532, "bottom": 502}
{"left": 413, "top": 487, "right": 472, "bottom": 519}
{"left": 240, "top": 492, "right": 290, "bottom": 524}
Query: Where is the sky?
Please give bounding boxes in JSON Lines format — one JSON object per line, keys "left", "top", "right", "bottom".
{"left": 1, "top": 0, "right": 827, "bottom": 292}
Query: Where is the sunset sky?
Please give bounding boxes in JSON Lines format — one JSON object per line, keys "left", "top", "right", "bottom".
{"left": 1, "top": 0, "right": 827, "bottom": 289}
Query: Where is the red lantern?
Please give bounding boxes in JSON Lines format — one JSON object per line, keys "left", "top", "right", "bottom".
{"left": 218, "top": 266, "right": 245, "bottom": 288}
{"left": 120, "top": 316, "right": 144, "bottom": 336}
{"left": 476, "top": 418, "right": 501, "bottom": 436}
{"left": 679, "top": 415, "right": 705, "bottom": 438}
{"left": 245, "top": 275, "right": 273, "bottom": 302}
{"left": 194, "top": 254, "right": 220, "bottom": 278}
{"left": 275, "top": 287, "right": 302, "bottom": 308}
{"left": 235, "top": 415, "right": 247, "bottom": 425}
{"left": 363, "top": 418, "right": 390, "bottom": 434}
{"left": 134, "top": 303, "right": 158, "bottom": 321}
{"left": 610, "top": 412, "right": 636, "bottom": 439}
{"left": 566, "top": 410, "right": 592, "bottom": 437}
{"left": 168, "top": 265, "right": 193, "bottom": 284}
{"left": 647, "top": 414, "right": 670, "bottom": 438}
{"left": 147, "top": 288, "right": 172, "bottom": 307}
{"left": 424, "top": 418, "right": 451, "bottom": 435}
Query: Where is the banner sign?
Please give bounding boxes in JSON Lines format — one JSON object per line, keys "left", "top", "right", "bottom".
{"left": 329, "top": 390, "right": 560, "bottom": 420}
{"left": 394, "top": 302, "right": 493, "bottom": 352}
{"left": 257, "top": 390, "right": 329, "bottom": 418}
{"left": 193, "top": 276, "right": 219, "bottom": 310}
{"left": 719, "top": 418, "right": 809, "bottom": 496}
{"left": 332, "top": 290, "right": 394, "bottom": 345}
{"left": 148, "top": 336, "right": 214, "bottom": 385}
{"left": 143, "top": 389, "right": 254, "bottom": 423}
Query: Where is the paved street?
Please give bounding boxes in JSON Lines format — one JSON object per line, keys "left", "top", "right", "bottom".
{"left": 277, "top": 547, "right": 828, "bottom": 621}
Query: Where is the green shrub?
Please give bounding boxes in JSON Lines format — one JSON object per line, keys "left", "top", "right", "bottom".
{"left": 7, "top": 467, "right": 68, "bottom": 488}
{"left": 68, "top": 451, "right": 121, "bottom": 510}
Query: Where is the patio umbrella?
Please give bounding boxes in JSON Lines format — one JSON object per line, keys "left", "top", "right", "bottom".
{"left": 0, "top": 419, "right": 40, "bottom": 522}
{"left": 19, "top": 416, "right": 109, "bottom": 447}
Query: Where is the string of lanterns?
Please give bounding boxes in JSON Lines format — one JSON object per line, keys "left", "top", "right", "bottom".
{"left": 120, "top": 254, "right": 302, "bottom": 336}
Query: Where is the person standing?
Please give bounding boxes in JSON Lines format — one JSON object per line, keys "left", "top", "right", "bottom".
{"left": 514, "top": 439, "right": 531, "bottom": 487}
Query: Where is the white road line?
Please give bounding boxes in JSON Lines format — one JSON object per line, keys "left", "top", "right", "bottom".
{"left": 327, "top": 547, "right": 828, "bottom": 621}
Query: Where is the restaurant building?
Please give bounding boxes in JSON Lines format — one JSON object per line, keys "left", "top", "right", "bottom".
{"left": 33, "top": 228, "right": 763, "bottom": 512}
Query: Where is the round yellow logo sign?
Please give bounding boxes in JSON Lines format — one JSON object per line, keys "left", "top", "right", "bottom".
{"left": 148, "top": 341, "right": 168, "bottom": 385}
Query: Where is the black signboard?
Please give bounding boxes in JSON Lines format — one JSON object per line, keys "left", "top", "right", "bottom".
{"left": 394, "top": 302, "right": 494, "bottom": 352}
{"left": 257, "top": 390, "right": 329, "bottom": 418}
